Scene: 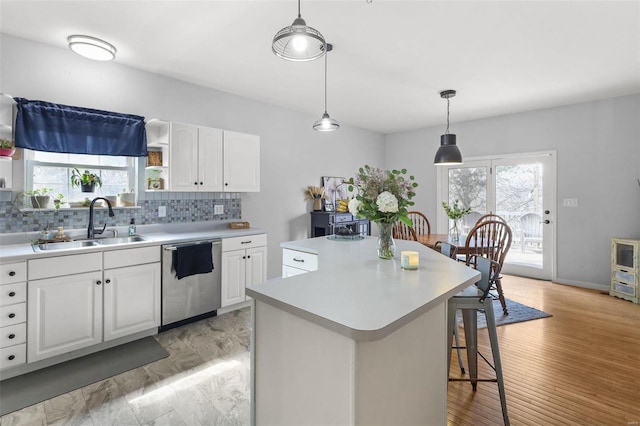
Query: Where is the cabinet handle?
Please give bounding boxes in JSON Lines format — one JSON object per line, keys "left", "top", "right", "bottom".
{"left": 8, "top": 334, "right": 15, "bottom": 339}
{"left": 225, "top": 183, "right": 228, "bottom": 186}
{"left": 8, "top": 291, "right": 15, "bottom": 297}
{"left": 105, "top": 279, "right": 111, "bottom": 284}
{"left": 242, "top": 256, "right": 246, "bottom": 259}
{"left": 293, "top": 258, "right": 305, "bottom": 263}
{"left": 194, "top": 182, "right": 198, "bottom": 185}
{"left": 199, "top": 182, "right": 203, "bottom": 185}
{"left": 8, "top": 313, "right": 15, "bottom": 319}
{"left": 96, "top": 280, "right": 102, "bottom": 286}
{"left": 8, "top": 271, "right": 16, "bottom": 277}
{"left": 241, "top": 241, "right": 252, "bottom": 244}
{"left": 247, "top": 255, "right": 251, "bottom": 259}
{"left": 8, "top": 355, "right": 15, "bottom": 361}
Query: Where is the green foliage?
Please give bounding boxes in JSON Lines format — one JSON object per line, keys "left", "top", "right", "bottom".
{"left": 26, "top": 187, "right": 54, "bottom": 197}
{"left": 441, "top": 199, "right": 471, "bottom": 220}
{"left": 71, "top": 168, "right": 102, "bottom": 188}
{"left": 0, "top": 139, "right": 14, "bottom": 149}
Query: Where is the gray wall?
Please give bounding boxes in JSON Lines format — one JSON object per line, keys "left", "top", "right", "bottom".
{"left": 385, "top": 95, "right": 640, "bottom": 289}
{"left": 0, "top": 34, "right": 385, "bottom": 278}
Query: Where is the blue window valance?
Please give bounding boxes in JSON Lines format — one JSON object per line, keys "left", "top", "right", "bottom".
{"left": 14, "top": 98, "right": 147, "bottom": 157}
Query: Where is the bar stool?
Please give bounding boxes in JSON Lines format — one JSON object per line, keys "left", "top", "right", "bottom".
{"left": 447, "top": 254, "right": 510, "bottom": 426}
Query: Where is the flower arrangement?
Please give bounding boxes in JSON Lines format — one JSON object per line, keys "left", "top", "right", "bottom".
{"left": 347, "top": 165, "right": 418, "bottom": 225}
{"left": 441, "top": 199, "right": 471, "bottom": 220}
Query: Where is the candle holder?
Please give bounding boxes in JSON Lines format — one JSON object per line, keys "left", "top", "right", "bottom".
{"left": 401, "top": 251, "right": 419, "bottom": 270}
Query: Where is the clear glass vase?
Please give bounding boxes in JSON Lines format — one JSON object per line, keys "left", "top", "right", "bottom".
{"left": 376, "top": 221, "right": 396, "bottom": 260}
{"left": 449, "top": 219, "right": 461, "bottom": 243}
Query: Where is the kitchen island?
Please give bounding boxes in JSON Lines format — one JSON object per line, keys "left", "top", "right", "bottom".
{"left": 245, "top": 236, "right": 480, "bottom": 426}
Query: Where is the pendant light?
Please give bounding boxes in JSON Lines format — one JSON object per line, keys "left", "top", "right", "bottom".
{"left": 272, "top": 0, "right": 326, "bottom": 62}
{"left": 434, "top": 89, "right": 463, "bottom": 165}
{"left": 313, "top": 44, "right": 339, "bottom": 132}
{"left": 67, "top": 35, "right": 117, "bottom": 61}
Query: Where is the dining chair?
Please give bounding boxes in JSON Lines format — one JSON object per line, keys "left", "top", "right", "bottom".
{"left": 391, "top": 221, "right": 418, "bottom": 241}
{"left": 463, "top": 219, "right": 512, "bottom": 315}
{"left": 478, "top": 212, "right": 508, "bottom": 224}
{"left": 462, "top": 211, "right": 482, "bottom": 232}
{"left": 447, "top": 254, "right": 510, "bottom": 425}
{"left": 407, "top": 211, "right": 431, "bottom": 236}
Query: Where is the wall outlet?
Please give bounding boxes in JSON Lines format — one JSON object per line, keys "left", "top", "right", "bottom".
{"left": 214, "top": 205, "right": 224, "bottom": 215}
{"left": 158, "top": 205, "right": 167, "bottom": 217}
{"left": 562, "top": 198, "right": 578, "bottom": 207}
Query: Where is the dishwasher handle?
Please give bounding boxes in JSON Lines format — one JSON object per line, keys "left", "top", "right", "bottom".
{"left": 163, "top": 240, "right": 221, "bottom": 251}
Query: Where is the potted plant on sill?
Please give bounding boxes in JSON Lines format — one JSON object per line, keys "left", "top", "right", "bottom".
{"left": 26, "top": 187, "right": 54, "bottom": 208}
{"left": 71, "top": 168, "right": 102, "bottom": 193}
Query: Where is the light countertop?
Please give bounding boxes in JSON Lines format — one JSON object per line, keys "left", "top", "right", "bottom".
{"left": 246, "top": 236, "right": 479, "bottom": 342}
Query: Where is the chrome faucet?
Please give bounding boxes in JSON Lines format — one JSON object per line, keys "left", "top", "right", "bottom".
{"left": 87, "top": 197, "right": 115, "bottom": 239}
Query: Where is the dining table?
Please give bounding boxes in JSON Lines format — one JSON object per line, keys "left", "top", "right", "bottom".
{"left": 417, "top": 233, "right": 470, "bottom": 255}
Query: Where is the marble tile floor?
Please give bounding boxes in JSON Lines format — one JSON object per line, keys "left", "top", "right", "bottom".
{"left": 0, "top": 308, "right": 252, "bottom": 426}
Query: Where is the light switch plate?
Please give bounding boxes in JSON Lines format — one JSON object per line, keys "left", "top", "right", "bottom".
{"left": 214, "top": 205, "right": 224, "bottom": 215}
{"left": 562, "top": 198, "right": 578, "bottom": 207}
{"left": 158, "top": 205, "right": 167, "bottom": 217}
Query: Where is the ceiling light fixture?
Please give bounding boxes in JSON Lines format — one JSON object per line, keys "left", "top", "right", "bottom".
{"left": 272, "top": 0, "right": 326, "bottom": 62}
{"left": 434, "top": 89, "right": 462, "bottom": 165}
{"left": 313, "top": 44, "right": 339, "bottom": 132}
{"left": 67, "top": 35, "right": 117, "bottom": 61}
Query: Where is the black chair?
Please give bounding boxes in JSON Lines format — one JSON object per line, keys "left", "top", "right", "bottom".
{"left": 447, "top": 254, "right": 510, "bottom": 426}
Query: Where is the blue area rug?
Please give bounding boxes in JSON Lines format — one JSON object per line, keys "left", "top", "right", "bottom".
{"left": 458, "top": 298, "right": 551, "bottom": 329}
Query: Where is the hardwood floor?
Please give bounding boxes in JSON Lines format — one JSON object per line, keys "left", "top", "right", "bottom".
{"left": 448, "top": 275, "right": 640, "bottom": 426}
{"left": 1, "top": 276, "right": 638, "bottom": 425}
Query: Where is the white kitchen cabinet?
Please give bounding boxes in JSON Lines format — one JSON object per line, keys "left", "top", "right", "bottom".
{"left": 0, "top": 261, "right": 27, "bottom": 370}
{"left": 27, "top": 246, "right": 161, "bottom": 363}
{"left": 282, "top": 248, "right": 318, "bottom": 277}
{"left": 169, "top": 122, "right": 223, "bottom": 191}
{"left": 28, "top": 270, "right": 103, "bottom": 362}
{"left": 221, "top": 234, "right": 267, "bottom": 307}
{"left": 223, "top": 130, "right": 260, "bottom": 192}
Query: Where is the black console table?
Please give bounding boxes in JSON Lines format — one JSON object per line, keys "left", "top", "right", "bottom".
{"left": 310, "top": 211, "right": 371, "bottom": 238}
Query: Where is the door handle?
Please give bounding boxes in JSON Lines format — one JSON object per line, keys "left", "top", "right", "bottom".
{"left": 542, "top": 220, "right": 550, "bottom": 224}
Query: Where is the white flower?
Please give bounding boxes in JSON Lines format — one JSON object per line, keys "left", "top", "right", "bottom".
{"left": 348, "top": 198, "right": 362, "bottom": 215}
{"left": 376, "top": 191, "right": 398, "bottom": 213}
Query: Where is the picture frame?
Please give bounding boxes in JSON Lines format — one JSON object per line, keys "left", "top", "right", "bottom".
{"left": 322, "top": 176, "right": 348, "bottom": 211}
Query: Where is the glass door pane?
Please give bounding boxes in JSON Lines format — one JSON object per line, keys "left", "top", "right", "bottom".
{"left": 445, "top": 161, "right": 488, "bottom": 233}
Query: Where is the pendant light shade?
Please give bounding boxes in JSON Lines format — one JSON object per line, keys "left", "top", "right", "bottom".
{"left": 67, "top": 35, "right": 117, "bottom": 61}
{"left": 434, "top": 89, "right": 462, "bottom": 165}
{"left": 272, "top": 0, "right": 326, "bottom": 62}
{"left": 313, "top": 44, "right": 339, "bottom": 132}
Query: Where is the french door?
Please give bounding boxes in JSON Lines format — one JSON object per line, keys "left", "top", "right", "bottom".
{"left": 437, "top": 151, "right": 556, "bottom": 280}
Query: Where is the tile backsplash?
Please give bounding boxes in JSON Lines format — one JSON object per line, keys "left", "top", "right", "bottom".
{"left": 0, "top": 191, "right": 241, "bottom": 234}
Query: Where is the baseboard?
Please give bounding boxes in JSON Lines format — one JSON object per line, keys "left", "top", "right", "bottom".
{"left": 553, "top": 278, "right": 609, "bottom": 292}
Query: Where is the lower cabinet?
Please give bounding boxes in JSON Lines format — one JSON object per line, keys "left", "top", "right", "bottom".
{"left": 221, "top": 234, "right": 267, "bottom": 307}
{"left": 0, "top": 261, "right": 28, "bottom": 370}
{"left": 27, "top": 247, "right": 161, "bottom": 363}
{"left": 282, "top": 248, "right": 318, "bottom": 277}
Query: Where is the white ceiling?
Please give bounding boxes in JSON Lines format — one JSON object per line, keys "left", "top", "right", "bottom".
{"left": 1, "top": 1, "right": 639, "bottom": 134}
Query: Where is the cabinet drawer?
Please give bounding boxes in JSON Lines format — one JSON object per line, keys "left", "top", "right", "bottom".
{"left": 0, "top": 343, "right": 26, "bottom": 370}
{"left": 29, "top": 252, "right": 102, "bottom": 280}
{"left": 223, "top": 234, "right": 267, "bottom": 251}
{"left": 612, "top": 281, "right": 636, "bottom": 297}
{"left": 104, "top": 246, "right": 161, "bottom": 269}
{"left": 282, "top": 265, "right": 309, "bottom": 278}
{"left": 612, "top": 269, "right": 637, "bottom": 284}
{"left": 0, "top": 262, "right": 27, "bottom": 285}
{"left": 1, "top": 323, "right": 26, "bottom": 347}
{"left": 0, "top": 302, "right": 26, "bottom": 328}
{"left": 0, "top": 282, "right": 26, "bottom": 307}
{"left": 283, "top": 249, "right": 318, "bottom": 272}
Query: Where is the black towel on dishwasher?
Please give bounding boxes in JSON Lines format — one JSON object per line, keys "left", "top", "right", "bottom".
{"left": 172, "top": 242, "right": 214, "bottom": 279}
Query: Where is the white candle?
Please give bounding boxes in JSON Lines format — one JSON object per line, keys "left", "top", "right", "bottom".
{"left": 401, "top": 251, "right": 419, "bottom": 270}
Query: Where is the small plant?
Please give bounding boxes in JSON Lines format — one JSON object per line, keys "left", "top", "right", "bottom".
{"left": 53, "top": 193, "right": 64, "bottom": 211}
{"left": 26, "top": 187, "right": 54, "bottom": 197}
{"left": 0, "top": 139, "right": 14, "bottom": 149}
{"left": 441, "top": 199, "right": 471, "bottom": 220}
{"left": 71, "top": 168, "right": 102, "bottom": 188}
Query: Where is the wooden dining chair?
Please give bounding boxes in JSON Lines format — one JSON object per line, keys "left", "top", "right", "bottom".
{"left": 392, "top": 221, "right": 418, "bottom": 241}
{"left": 463, "top": 219, "right": 512, "bottom": 315}
{"left": 407, "top": 211, "right": 431, "bottom": 236}
{"left": 478, "top": 212, "right": 508, "bottom": 224}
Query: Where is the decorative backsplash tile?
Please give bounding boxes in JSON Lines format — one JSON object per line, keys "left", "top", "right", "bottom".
{"left": 0, "top": 192, "right": 242, "bottom": 234}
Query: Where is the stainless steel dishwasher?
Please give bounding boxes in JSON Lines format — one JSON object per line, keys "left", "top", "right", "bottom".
{"left": 160, "top": 239, "right": 222, "bottom": 331}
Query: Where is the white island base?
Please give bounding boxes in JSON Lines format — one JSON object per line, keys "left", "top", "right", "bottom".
{"left": 252, "top": 299, "right": 447, "bottom": 425}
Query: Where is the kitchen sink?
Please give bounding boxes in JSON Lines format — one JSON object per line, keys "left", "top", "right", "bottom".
{"left": 33, "top": 240, "right": 101, "bottom": 252}
{"left": 32, "top": 235, "right": 148, "bottom": 252}
{"left": 95, "top": 235, "right": 147, "bottom": 245}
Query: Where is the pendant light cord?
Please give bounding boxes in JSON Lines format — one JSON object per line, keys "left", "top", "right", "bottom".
{"left": 445, "top": 97, "right": 450, "bottom": 135}
{"left": 297, "top": 0, "right": 301, "bottom": 18}
{"left": 324, "top": 52, "right": 328, "bottom": 113}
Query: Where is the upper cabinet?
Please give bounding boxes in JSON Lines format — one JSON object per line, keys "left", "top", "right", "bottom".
{"left": 146, "top": 120, "right": 260, "bottom": 193}
{"left": 224, "top": 130, "right": 260, "bottom": 192}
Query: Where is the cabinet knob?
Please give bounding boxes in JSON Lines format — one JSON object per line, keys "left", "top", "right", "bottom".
{"left": 8, "top": 313, "right": 15, "bottom": 319}
{"left": 199, "top": 182, "right": 203, "bottom": 185}
{"left": 242, "top": 256, "right": 246, "bottom": 259}
{"left": 8, "top": 271, "right": 16, "bottom": 277}
{"left": 8, "top": 334, "right": 15, "bottom": 339}
{"left": 225, "top": 183, "right": 228, "bottom": 186}
{"left": 105, "top": 279, "right": 111, "bottom": 284}
{"left": 96, "top": 280, "right": 102, "bottom": 286}
{"left": 194, "top": 182, "right": 198, "bottom": 185}
{"left": 247, "top": 255, "right": 251, "bottom": 259}
{"left": 8, "top": 355, "right": 15, "bottom": 361}
{"left": 8, "top": 291, "right": 15, "bottom": 297}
